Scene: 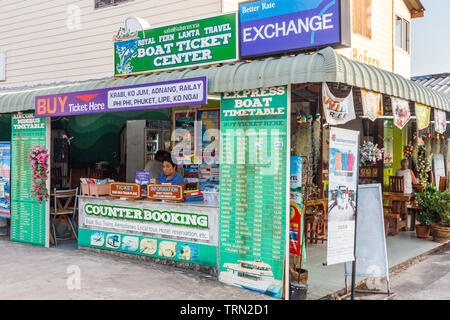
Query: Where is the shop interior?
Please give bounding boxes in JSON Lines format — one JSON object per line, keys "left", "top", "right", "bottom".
{"left": 43, "top": 98, "right": 221, "bottom": 249}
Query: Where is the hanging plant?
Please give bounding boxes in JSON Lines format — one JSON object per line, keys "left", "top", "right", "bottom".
{"left": 28, "top": 146, "right": 49, "bottom": 204}
{"left": 416, "top": 145, "right": 432, "bottom": 188}
{"left": 412, "top": 134, "right": 419, "bottom": 170}
{"left": 359, "top": 141, "right": 384, "bottom": 167}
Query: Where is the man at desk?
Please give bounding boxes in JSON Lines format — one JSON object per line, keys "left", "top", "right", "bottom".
{"left": 159, "top": 158, "right": 184, "bottom": 186}
{"left": 144, "top": 150, "right": 170, "bottom": 182}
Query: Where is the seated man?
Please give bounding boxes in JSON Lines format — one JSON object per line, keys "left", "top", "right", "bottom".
{"left": 396, "top": 159, "right": 419, "bottom": 194}
{"left": 144, "top": 150, "right": 171, "bottom": 182}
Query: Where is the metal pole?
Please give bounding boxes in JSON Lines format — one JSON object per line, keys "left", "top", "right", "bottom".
{"left": 350, "top": 186, "right": 359, "bottom": 300}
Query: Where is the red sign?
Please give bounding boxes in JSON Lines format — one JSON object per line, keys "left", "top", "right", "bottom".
{"left": 289, "top": 202, "right": 303, "bottom": 255}
{"left": 109, "top": 182, "right": 141, "bottom": 198}
{"left": 147, "top": 184, "right": 183, "bottom": 201}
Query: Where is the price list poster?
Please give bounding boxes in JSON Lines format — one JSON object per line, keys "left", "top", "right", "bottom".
{"left": 11, "top": 113, "right": 50, "bottom": 247}
{"left": 218, "top": 86, "right": 290, "bottom": 299}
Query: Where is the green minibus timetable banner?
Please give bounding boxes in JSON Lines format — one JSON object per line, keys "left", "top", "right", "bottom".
{"left": 11, "top": 113, "right": 50, "bottom": 247}
{"left": 219, "top": 86, "right": 290, "bottom": 299}
{"left": 114, "top": 13, "right": 238, "bottom": 75}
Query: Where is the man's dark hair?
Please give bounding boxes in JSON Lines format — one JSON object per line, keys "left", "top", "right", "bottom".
{"left": 155, "top": 150, "right": 171, "bottom": 162}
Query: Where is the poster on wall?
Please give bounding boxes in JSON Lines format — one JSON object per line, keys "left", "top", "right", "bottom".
{"left": 290, "top": 156, "right": 303, "bottom": 256}
{"left": 77, "top": 197, "right": 219, "bottom": 267}
{"left": 383, "top": 120, "right": 394, "bottom": 169}
{"left": 327, "top": 127, "right": 359, "bottom": 265}
{"left": 344, "top": 184, "right": 389, "bottom": 282}
{"left": 322, "top": 82, "right": 356, "bottom": 125}
{"left": 361, "top": 89, "right": 383, "bottom": 122}
{"left": 10, "top": 113, "right": 50, "bottom": 247}
{"left": 0, "top": 142, "right": 11, "bottom": 218}
{"left": 415, "top": 103, "right": 430, "bottom": 131}
{"left": 219, "top": 85, "right": 290, "bottom": 299}
{"left": 433, "top": 154, "right": 446, "bottom": 189}
{"left": 391, "top": 97, "right": 411, "bottom": 129}
{"left": 434, "top": 109, "right": 447, "bottom": 134}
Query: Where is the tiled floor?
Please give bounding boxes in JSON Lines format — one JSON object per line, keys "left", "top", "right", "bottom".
{"left": 303, "top": 231, "right": 443, "bottom": 299}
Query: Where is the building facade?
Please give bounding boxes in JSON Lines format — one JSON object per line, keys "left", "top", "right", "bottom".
{"left": 0, "top": 0, "right": 424, "bottom": 90}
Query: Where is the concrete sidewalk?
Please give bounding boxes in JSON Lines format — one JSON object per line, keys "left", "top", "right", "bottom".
{"left": 303, "top": 231, "right": 444, "bottom": 299}
{"left": 0, "top": 237, "right": 272, "bottom": 300}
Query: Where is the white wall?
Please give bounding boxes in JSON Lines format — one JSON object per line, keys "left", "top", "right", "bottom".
{"left": 393, "top": 0, "right": 412, "bottom": 78}
{"left": 0, "top": 0, "right": 223, "bottom": 88}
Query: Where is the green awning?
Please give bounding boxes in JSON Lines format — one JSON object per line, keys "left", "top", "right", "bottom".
{"left": 0, "top": 47, "right": 449, "bottom": 113}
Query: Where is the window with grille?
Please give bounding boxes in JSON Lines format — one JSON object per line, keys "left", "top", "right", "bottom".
{"left": 94, "top": 0, "right": 134, "bottom": 9}
{"left": 395, "top": 16, "right": 410, "bottom": 53}
{"left": 352, "top": 0, "right": 372, "bottom": 38}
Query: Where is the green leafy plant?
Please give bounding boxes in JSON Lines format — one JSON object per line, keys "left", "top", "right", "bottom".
{"left": 416, "top": 145, "right": 432, "bottom": 188}
{"left": 415, "top": 186, "right": 444, "bottom": 226}
{"left": 438, "top": 189, "right": 450, "bottom": 226}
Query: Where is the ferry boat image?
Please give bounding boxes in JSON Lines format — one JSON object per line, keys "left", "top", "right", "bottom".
{"left": 219, "top": 260, "right": 282, "bottom": 297}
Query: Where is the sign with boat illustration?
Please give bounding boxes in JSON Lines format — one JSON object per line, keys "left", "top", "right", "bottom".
{"left": 219, "top": 86, "right": 290, "bottom": 299}
{"left": 114, "top": 13, "right": 238, "bottom": 75}
{"left": 326, "top": 127, "right": 359, "bottom": 265}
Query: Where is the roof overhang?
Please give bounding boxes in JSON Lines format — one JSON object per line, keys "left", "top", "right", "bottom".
{"left": 0, "top": 47, "right": 448, "bottom": 114}
{"left": 404, "top": 0, "right": 425, "bottom": 18}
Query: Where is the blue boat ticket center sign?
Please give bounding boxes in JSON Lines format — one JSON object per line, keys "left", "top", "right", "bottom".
{"left": 239, "top": 0, "right": 351, "bottom": 58}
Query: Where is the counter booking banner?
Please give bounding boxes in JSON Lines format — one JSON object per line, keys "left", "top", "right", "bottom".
{"left": 327, "top": 127, "right": 359, "bottom": 265}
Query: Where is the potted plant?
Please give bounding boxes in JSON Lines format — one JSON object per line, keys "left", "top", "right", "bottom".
{"left": 413, "top": 199, "right": 437, "bottom": 238}
{"left": 415, "top": 186, "right": 444, "bottom": 238}
{"left": 431, "top": 189, "right": 450, "bottom": 243}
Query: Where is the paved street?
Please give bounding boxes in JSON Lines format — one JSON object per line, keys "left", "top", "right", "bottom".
{"left": 0, "top": 237, "right": 272, "bottom": 300}
{"left": 352, "top": 244, "right": 450, "bottom": 300}
{"left": 390, "top": 245, "right": 450, "bottom": 300}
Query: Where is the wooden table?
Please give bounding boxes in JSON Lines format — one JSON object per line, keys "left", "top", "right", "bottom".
{"left": 382, "top": 192, "right": 414, "bottom": 234}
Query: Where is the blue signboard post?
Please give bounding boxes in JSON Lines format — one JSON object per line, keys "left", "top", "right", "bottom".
{"left": 239, "top": 0, "right": 351, "bottom": 59}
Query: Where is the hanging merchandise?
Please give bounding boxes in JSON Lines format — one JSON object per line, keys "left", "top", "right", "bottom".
{"left": 361, "top": 89, "right": 383, "bottom": 122}
{"left": 434, "top": 109, "right": 447, "bottom": 134}
{"left": 312, "top": 120, "right": 322, "bottom": 174}
{"left": 322, "top": 82, "right": 356, "bottom": 125}
{"left": 415, "top": 103, "right": 431, "bottom": 131}
{"left": 391, "top": 97, "right": 411, "bottom": 129}
{"left": 295, "top": 122, "right": 312, "bottom": 157}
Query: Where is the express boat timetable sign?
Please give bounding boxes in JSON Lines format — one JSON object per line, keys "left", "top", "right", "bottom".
{"left": 239, "top": 0, "right": 351, "bottom": 59}
{"left": 219, "top": 86, "right": 290, "bottom": 299}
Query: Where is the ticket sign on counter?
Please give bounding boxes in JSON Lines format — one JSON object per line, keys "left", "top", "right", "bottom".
{"left": 109, "top": 182, "right": 141, "bottom": 199}
{"left": 147, "top": 184, "right": 183, "bottom": 201}
{"left": 219, "top": 85, "right": 290, "bottom": 299}
{"left": 35, "top": 77, "right": 207, "bottom": 118}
